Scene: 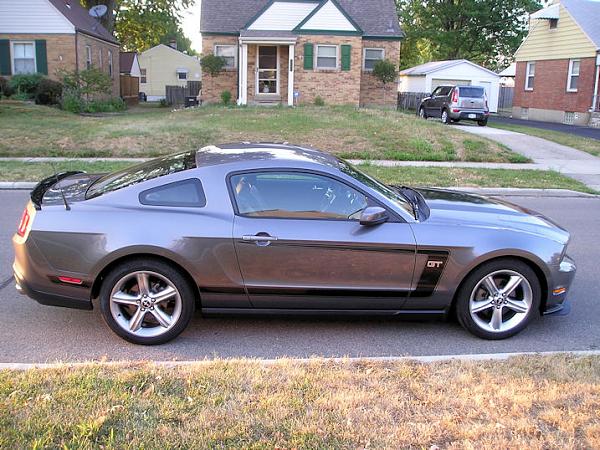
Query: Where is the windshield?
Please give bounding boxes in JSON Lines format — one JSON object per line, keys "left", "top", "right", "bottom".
{"left": 458, "top": 86, "right": 485, "bottom": 98}
{"left": 86, "top": 151, "right": 197, "bottom": 199}
{"left": 338, "top": 161, "right": 414, "bottom": 215}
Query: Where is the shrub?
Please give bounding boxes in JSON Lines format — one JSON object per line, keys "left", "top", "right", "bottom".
{"left": 35, "top": 78, "right": 63, "bottom": 105}
{"left": 59, "top": 68, "right": 112, "bottom": 101}
{"left": 83, "top": 97, "right": 126, "bottom": 113}
{"left": 159, "top": 98, "right": 169, "bottom": 107}
{"left": 314, "top": 95, "right": 325, "bottom": 106}
{"left": 8, "top": 73, "right": 44, "bottom": 98}
{"left": 61, "top": 91, "right": 84, "bottom": 113}
{"left": 372, "top": 59, "right": 398, "bottom": 104}
{"left": 0, "top": 76, "right": 14, "bottom": 97}
{"left": 220, "top": 90, "right": 232, "bottom": 105}
{"left": 200, "top": 54, "right": 225, "bottom": 77}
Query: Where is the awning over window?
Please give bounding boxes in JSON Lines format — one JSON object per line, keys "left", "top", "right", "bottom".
{"left": 176, "top": 68, "right": 188, "bottom": 74}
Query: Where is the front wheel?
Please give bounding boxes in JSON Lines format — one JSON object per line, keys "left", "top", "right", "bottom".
{"left": 455, "top": 259, "right": 541, "bottom": 340}
{"left": 99, "top": 258, "right": 195, "bottom": 345}
{"left": 418, "top": 106, "right": 427, "bottom": 119}
{"left": 441, "top": 109, "right": 451, "bottom": 124}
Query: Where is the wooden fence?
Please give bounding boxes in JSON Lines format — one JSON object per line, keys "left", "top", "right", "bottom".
{"left": 498, "top": 86, "right": 514, "bottom": 116}
{"left": 165, "top": 81, "right": 202, "bottom": 106}
{"left": 120, "top": 75, "right": 139, "bottom": 105}
{"left": 397, "top": 92, "right": 429, "bottom": 112}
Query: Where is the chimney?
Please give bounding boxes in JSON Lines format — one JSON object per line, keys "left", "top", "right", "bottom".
{"left": 169, "top": 39, "right": 177, "bottom": 50}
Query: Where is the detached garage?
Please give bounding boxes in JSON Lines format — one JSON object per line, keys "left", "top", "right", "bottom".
{"left": 398, "top": 59, "right": 501, "bottom": 113}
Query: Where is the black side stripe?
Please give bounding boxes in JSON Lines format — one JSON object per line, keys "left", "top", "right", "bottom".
{"left": 411, "top": 251, "right": 449, "bottom": 297}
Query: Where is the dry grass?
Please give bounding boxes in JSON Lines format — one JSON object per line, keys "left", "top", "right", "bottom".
{"left": 0, "top": 101, "right": 528, "bottom": 162}
{"left": 1, "top": 355, "right": 599, "bottom": 448}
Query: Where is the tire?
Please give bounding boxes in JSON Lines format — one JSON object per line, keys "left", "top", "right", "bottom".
{"left": 418, "top": 106, "right": 427, "bottom": 119}
{"left": 441, "top": 109, "right": 451, "bottom": 124}
{"left": 455, "top": 259, "right": 541, "bottom": 340}
{"left": 477, "top": 118, "right": 488, "bottom": 126}
{"left": 99, "top": 258, "right": 195, "bottom": 345}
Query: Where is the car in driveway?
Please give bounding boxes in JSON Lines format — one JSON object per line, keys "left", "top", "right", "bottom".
{"left": 418, "top": 85, "right": 490, "bottom": 126}
{"left": 13, "top": 144, "right": 575, "bottom": 344}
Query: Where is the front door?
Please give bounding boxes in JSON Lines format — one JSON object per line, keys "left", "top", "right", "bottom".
{"left": 229, "top": 170, "right": 417, "bottom": 310}
{"left": 256, "top": 46, "right": 279, "bottom": 96}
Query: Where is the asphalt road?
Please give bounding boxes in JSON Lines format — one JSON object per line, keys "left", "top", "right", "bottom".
{"left": 490, "top": 116, "right": 600, "bottom": 141}
{"left": 1, "top": 190, "right": 599, "bottom": 363}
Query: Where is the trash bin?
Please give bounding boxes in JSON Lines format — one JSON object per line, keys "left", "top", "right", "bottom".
{"left": 185, "top": 96, "right": 199, "bottom": 108}
{"left": 138, "top": 92, "right": 147, "bottom": 102}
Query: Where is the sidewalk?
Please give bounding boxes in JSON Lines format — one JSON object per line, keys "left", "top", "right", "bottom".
{"left": 455, "top": 125, "right": 600, "bottom": 191}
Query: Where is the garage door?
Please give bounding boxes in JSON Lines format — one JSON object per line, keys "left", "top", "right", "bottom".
{"left": 431, "top": 79, "right": 471, "bottom": 90}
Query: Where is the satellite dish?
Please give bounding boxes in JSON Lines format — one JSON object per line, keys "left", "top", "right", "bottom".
{"left": 89, "top": 4, "right": 108, "bottom": 19}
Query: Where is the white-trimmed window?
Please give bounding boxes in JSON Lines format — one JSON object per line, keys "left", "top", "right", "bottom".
{"left": 177, "top": 68, "right": 188, "bottom": 80}
{"left": 567, "top": 59, "right": 580, "bottom": 92}
{"left": 316, "top": 44, "right": 338, "bottom": 70}
{"left": 11, "top": 41, "right": 36, "bottom": 74}
{"left": 363, "top": 48, "right": 384, "bottom": 71}
{"left": 108, "top": 50, "right": 113, "bottom": 78}
{"left": 140, "top": 68, "right": 147, "bottom": 84}
{"left": 85, "top": 45, "right": 92, "bottom": 69}
{"left": 98, "top": 49, "right": 103, "bottom": 70}
{"left": 214, "top": 45, "right": 236, "bottom": 69}
{"left": 525, "top": 61, "right": 535, "bottom": 90}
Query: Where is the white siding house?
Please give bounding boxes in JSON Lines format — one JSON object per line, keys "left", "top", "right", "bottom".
{"left": 398, "top": 59, "right": 501, "bottom": 113}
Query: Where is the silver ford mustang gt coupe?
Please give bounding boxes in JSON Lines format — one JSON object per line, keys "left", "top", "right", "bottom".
{"left": 13, "top": 143, "right": 576, "bottom": 345}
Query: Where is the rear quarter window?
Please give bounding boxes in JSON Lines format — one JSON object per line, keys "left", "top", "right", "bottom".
{"left": 459, "top": 87, "right": 485, "bottom": 98}
{"left": 139, "top": 179, "right": 206, "bottom": 207}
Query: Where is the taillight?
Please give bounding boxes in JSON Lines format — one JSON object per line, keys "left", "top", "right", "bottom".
{"left": 17, "top": 208, "right": 30, "bottom": 237}
{"left": 451, "top": 89, "right": 459, "bottom": 103}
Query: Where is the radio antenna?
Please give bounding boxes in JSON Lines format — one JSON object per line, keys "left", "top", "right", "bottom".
{"left": 50, "top": 162, "right": 71, "bottom": 211}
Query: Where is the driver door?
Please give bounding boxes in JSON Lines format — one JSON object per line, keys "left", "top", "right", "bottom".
{"left": 229, "top": 170, "right": 417, "bottom": 310}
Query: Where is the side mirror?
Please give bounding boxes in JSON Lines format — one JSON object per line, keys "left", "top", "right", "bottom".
{"left": 360, "top": 206, "right": 389, "bottom": 226}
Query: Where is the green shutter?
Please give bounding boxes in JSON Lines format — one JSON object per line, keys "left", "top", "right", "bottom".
{"left": 0, "top": 40, "right": 11, "bottom": 76}
{"left": 341, "top": 45, "right": 351, "bottom": 71}
{"left": 303, "top": 43, "right": 313, "bottom": 70}
{"left": 35, "top": 40, "right": 48, "bottom": 75}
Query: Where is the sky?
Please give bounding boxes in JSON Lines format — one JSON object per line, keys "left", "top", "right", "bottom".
{"left": 182, "top": 1, "right": 202, "bottom": 53}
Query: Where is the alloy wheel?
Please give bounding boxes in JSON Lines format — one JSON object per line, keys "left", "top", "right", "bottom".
{"left": 468, "top": 269, "right": 533, "bottom": 334}
{"left": 441, "top": 110, "right": 449, "bottom": 124}
{"left": 109, "top": 270, "right": 182, "bottom": 338}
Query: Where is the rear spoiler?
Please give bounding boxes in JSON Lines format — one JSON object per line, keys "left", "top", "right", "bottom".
{"left": 30, "top": 171, "right": 84, "bottom": 210}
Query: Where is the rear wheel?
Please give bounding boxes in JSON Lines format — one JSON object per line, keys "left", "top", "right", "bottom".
{"left": 99, "top": 258, "right": 195, "bottom": 345}
{"left": 441, "top": 109, "right": 451, "bottom": 124}
{"left": 455, "top": 259, "right": 541, "bottom": 340}
{"left": 419, "top": 106, "right": 427, "bottom": 119}
{"left": 478, "top": 118, "right": 488, "bottom": 126}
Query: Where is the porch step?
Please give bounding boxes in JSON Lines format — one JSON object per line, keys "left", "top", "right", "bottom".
{"left": 589, "top": 112, "right": 600, "bottom": 128}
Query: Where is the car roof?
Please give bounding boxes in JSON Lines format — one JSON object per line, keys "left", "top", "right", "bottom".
{"left": 195, "top": 143, "right": 342, "bottom": 169}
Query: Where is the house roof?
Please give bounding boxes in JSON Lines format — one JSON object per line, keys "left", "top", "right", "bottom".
{"left": 119, "top": 52, "right": 136, "bottom": 73}
{"left": 200, "top": 0, "right": 403, "bottom": 39}
{"left": 400, "top": 59, "right": 499, "bottom": 77}
{"left": 560, "top": 0, "right": 600, "bottom": 49}
{"left": 47, "top": 0, "right": 119, "bottom": 44}
{"left": 498, "top": 63, "right": 516, "bottom": 77}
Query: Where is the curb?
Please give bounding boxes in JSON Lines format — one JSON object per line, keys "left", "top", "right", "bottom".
{"left": 1, "top": 350, "right": 599, "bottom": 371}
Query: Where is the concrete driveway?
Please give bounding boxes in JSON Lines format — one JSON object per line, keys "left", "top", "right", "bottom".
{"left": 1, "top": 190, "right": 599, "bottom": 363}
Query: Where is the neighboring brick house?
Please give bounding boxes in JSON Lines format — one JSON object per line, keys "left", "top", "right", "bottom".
{"left": 200, "top": 0, "right": 404, "bottom": 107}
{"left": 0, "top": 0, "right": 120, "bottom": 97}
{"left": 512, "top": 0, "right": 600, "bottom": 127}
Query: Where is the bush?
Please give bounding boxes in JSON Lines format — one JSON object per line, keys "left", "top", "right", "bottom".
{"left": 83, "top": 97, "right": 126, "bottom": 113}
{"left": 9, "top": 73, "right": 44, "bottom": 98}
{"left": 314, "top": 95, "right": 325, "bottom": 106}
{"left": 220, "top": 90, "right": 232, "bottom": 105}
{"left": 35, "top": 78, "right": 63, "bottom": 105}
{"left": 159, "top": 98, "right": 169, "bottom": 107}
{"left": 59, "top": 68, "right": 112, "bottom": 101}
{"left": 61, "top": 91, "right": 84, "bottom": 113}
{"left": 200, "top": 54, "right": 225, "bottom": 77}
{"left": 0, "top": 76, "right": 14, "bottom": 97}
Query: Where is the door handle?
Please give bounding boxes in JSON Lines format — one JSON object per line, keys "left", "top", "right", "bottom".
{"left": 242, "top": 234, "right": 278, "bottom": 242}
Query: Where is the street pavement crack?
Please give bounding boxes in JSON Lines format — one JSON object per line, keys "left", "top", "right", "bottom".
{"left": 0, "top": 276, "right": 14, "bottom": 292}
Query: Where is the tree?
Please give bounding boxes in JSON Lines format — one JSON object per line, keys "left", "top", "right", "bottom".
{"left": 396, "top": 0, "right": 541, "bottom": 70}
{"left": 372, "top": 59, "right": 398, "bottom": 104}
{"left": 200, "top": 54, "right": 225, "bottom": 77}
{"left": 80, "top": 0, "right": 195, "bottom": 53}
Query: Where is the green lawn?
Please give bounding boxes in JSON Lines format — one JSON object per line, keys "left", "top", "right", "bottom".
{"left": 1, "top": 356, "right": 599, "bottom": 448}
{"left": 489, "top": 121, "right": 600, "bottom": 157}
{"left": 0, "top": 101, "right": 527, "bottom": 162}
{"left": 0, "top": 160, "right": 594, "bottom": 193}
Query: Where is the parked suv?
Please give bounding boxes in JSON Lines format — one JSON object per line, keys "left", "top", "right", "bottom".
{"left": 418, "top": 85, "right": 489, "bottom": 126}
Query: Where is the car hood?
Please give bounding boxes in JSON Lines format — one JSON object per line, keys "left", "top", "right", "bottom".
{"left": 417, "top": 188, "right": 570, "bottom": 244}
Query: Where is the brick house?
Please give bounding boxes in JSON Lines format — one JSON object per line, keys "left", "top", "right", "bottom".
{"left": 0, "top": 0, "right": 120, "bottom": 97}
{"left": 512, "top": 0, "right": 600, "bottom": 127}
{"left": 200, "top": 0, "right": 404, "bottom": 107}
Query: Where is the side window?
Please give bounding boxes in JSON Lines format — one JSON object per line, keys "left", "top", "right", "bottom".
{"left": 230, "top": 172, "right": 369, "bottom": 220}
{"left": 139, "top": 179, "right": 206, "bottom": 207}
{"left": 438, "top": 86, "right": 452, "bottom": 96}
{"left": 431, "top": 87, "right": 441, "bottom": 96}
